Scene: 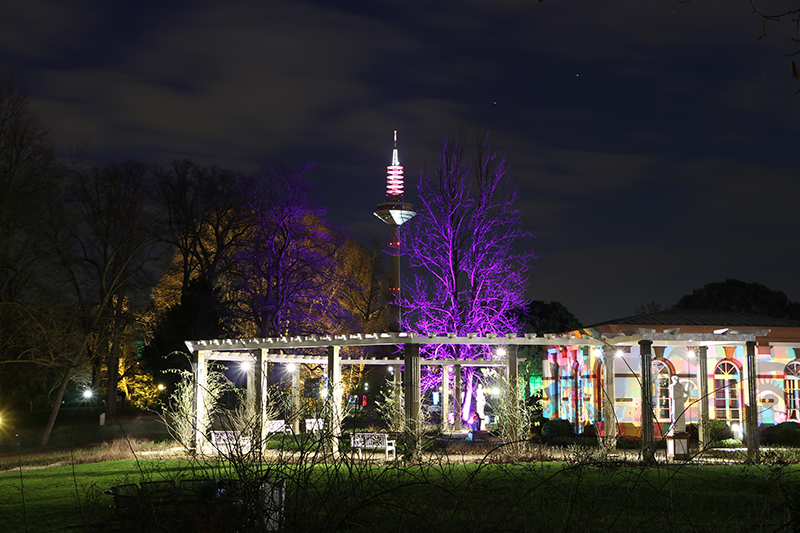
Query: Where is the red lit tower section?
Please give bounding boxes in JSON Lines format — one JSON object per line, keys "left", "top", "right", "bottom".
{"left": 373, "top": 131, "right": 416, "bottom": 331}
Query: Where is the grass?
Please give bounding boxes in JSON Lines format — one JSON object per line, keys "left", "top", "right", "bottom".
{"left": 0, "top": 407, "right": 170, "bottom": 451}
{"left": 4, "top": 409, "right": 800, "bottom": 532}
{"left": 2, "top": 447, "right": 800, "bottom": 532}
{"left": 0, "top": 459, "right": 192, "bottom": 532}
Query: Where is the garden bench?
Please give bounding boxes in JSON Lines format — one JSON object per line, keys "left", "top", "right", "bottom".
{"left": 350, "top": 432, "right": 396, "bottom": 461}
{"left": 211, "top": 430, "right": 252, "bottom": 454}
{"left": 265, "top": 419, "right": 292, "bottom": 434}
{"left": 305, "top": 418, "right": 324, "bottom": 432}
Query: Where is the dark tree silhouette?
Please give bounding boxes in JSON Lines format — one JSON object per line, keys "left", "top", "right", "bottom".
{"left": 41, "top": 161, "right": 163, "bottom": 444}
{"left": 512, "top": 300, "right": 582, "bottom": 400}
{"left": 513, "top": 300, "right": 582, "bottom": 335}
{"left": 0, "top": 70, "right": 65, "bottom": 410}
{"left": 673, "top": 278, "right": 800, "bottom": 320}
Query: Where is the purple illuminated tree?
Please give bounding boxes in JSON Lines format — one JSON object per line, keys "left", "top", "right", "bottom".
{"left": 229, "top": 166, "right": 349, "bottom": 338}
{"left": 397, "top": 133, "right": 535, "bottom": 421}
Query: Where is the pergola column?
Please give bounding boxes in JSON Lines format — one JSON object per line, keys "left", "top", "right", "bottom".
{"left": 506, "top": 345, "right": 520, "bottom": 446}
{"left": 453, "top": 364, "right": 462, "bottom": 429}
{"left": 441, "top": 365, "right": 451, "bottom": 432}
{"left": 193, "top": 349, "right": 209, "bottom": 452}
{"left": 745, "top": 340, "right": 760, "bottom": 461}
{"left": 393, "top": 364, "right": 402, "bottom": 430}
{"left": 326, "top": 345, "right": 342, "bottom": 456}
{"left": 574, "top": 347, "right": 583, "bottom": 430}
{"left": 639, "top": 339, "right": 655, "bottom": 461}
{"left": 246, "top": 354, "right": 256, "bottom": 418}
{"left": 291, "top": 364, "right": 300, "bottom": 435}
{"left": 697, "top": 346, "right": 709, "bottom": 449}
{"left": 255, "top": 349, "right": 269, "bottom": 450}
{"left": 602, "top": 345, "right": 617, "bottom": 450}
{"left": 404, "top": 343, "right": 421, "bottom": 457}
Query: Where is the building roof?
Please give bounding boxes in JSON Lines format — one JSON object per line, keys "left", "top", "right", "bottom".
{"left": 590, "top": 309, "right": 800, "bottom": 328}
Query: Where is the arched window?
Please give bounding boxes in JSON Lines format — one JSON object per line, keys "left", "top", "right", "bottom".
{"left": 714, "top": 360, "right": 742, "bottom": 424}
{"left": 593, "top": 359, "right": 603, "bottom": 420}
{"left": 550, "top": 361, "right": 560, "bottom": 419}
{"left": 785, "top": 361, "right": 800, "bottom": 421}
{"left": 652, "top": 360, "right": 672, "bottom": 422}
{"left": 559, "top": 358, "right": 575, "bottom": 425}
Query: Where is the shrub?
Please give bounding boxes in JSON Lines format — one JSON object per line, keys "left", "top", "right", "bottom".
{"left": 708, "top": 419, "right": 733, "bottom": 441}
{"left": 686, "top": 423, "right": 699, "bottom": 443}
{"left": 529, "top": 415, "right": 547, "bottom": 438}
{"left": 542, "top": 418, "right": 575, "bottom": 441}
{"left": 709, "top": 438, "right": 744, "bottom": 449}
{"left": 762, "top": 422, "right": 800, "bottom": 447}
{"left": 616, "top": 437, "right": 641, "bottom": 449}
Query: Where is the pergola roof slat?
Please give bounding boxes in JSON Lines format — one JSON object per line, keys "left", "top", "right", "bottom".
{"left": 186, "top": 329, "right": 767, "bottom": 366}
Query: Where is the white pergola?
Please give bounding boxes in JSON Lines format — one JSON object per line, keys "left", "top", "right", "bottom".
{"left": 185, "top": 328, "right": 766, "bottom": 458}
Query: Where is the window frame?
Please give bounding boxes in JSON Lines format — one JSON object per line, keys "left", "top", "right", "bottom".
{"left": 714, "top": 359, "right": 743, "bottom": 425}
{"left": 652, "top": 359, "right": 673, "bottom": 423}
{"left": 785, "top": 360, "right": 800, "bottom": 422}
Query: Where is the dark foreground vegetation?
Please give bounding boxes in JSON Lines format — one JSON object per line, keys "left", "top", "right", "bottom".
{"left": 6, "top": 409, "right": 800, "bottom": 532}
{"left": 4, "top": 437, "right": 800, "bottom": 532}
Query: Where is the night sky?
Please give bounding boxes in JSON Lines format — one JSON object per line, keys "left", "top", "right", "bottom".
{"left": 3, "top": 0, "right": 800, "bottom": 326}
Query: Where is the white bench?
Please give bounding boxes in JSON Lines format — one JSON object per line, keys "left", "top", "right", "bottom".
{"left": 350, "top": 432, "right": 396, "bottom": 461}
{"left": 305, "top": 418, "right": 324, "bottom": 432}
{"left": 211, "top": 430, "right": 252, "bottom": 454}
{"left": 265, "top": 419, "right": 292, "bottom": 434}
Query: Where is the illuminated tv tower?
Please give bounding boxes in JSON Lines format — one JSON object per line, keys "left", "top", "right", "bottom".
{"left": 374, "top": 131, "right": 416, "bottom": 331}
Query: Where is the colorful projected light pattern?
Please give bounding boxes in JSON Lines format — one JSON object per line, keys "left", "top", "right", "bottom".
{"left": 542, "top": 342, "right": 800, "bottom": 437}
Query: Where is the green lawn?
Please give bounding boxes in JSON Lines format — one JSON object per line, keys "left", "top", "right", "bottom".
{"left": 0, "top": 407, "right": 170, "bottom": 453}
{"left": 2, "top": 455, "right": 799, "bottom": 532}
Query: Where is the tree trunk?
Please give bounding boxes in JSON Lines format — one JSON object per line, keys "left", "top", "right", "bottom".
{"left": 105, "top": 292, "right": 125, "bottom": 418}
{"left": 41, "top": 366, "right": 74, "bottom": 446}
